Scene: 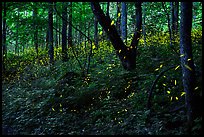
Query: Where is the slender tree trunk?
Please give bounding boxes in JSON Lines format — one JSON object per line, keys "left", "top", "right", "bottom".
{"left": 94, "top": 17, "right": 99, "bottom": 49}
{"left": 62, "top": 2, "right": 68, "bottom": 62}
{"left": 180, "top": 2, "right": 195, "bottom": 133}
{"left": 171, "top": 2, "right": 179, "bottom": 37}
{"left": 48, "top": 2, "right": 54, "bottom": 64}
{"left": 142, "top": 2, "right": 147, "bottom": 46}
{"left": 116, "top": 2, "right": 121, "bottom": 35}
{"left": 54, "top": 2, "right": 58, "bottom": 48}
{"left": 106, "top": 2, "right": 109, "bottom": 16}
{"left": 91, "top": 2, "right": 142, "bottom": 70}
{"left": 2, "top": 2, "right": 7, "bottom": 71}
{"left": 58, "top": 15, "right": 61, "bottom": 46}
{"left": 15, "top": 9, "right": 20, "bottom": 55}
{"left": 121, "top": 2, "right": 127, "bottom": 44}
{"left": 68, "top": 2, "right": 73, "bottom": 48}
{"left": 33, "top": 7, "right": 38, "bottom": 61}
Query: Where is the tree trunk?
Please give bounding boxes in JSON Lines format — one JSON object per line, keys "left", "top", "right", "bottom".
{"left": 106, "top": 2, "right": 109, "bottom": 16}
{"left": 68, "top": 2, "right": 73, "bottom": 48}
{"left": 121, "top": 2, "right": 127, "bottom": 44}
{"left": 116, "top": 2, "right": 121, "bottom": 35}
{"left": 2, "top": 2, "right": 7, "bottom": 71}
{"left": 142, "top": 2, "right": 147, "bottom": 46}
{"left": 180, "top": 2, "right": 195, "bottom": 133}
{"left": 62, "top": 2, "right": 68, "bottom": 62}
{"left": 94, "top": 17, "right": 99, "bottom": 49}
{"left": 91, "top": 2, "right": 142, "bottom": 71}
{"left": 33, "top": 7, "right": 38, "bottom": 61}
{"left": 48, "top": 2, "right": 54, "bottom": 64}
{"left": 15, "top": 9, "right": 20, "bottom": 55}
{"left": 171, "top": 2, "right": 179, "bottom": 39}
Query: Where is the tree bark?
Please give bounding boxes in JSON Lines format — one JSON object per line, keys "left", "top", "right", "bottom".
{"left": 116, "top": 2, "right": 121, "bottom": 35}
{"left": 33, "top": 7, "right": 38, "bottom": 61}
{"left": 68, "top": 2, "right": 73, "bottom": 48}
{"left": 94, "top": 17, "right": 99, "bottom": 49}
{"left": 91, "top": 2, "right": 142, "bottom": 71}
{"left": 121, "top": 2, "right": 127, "bottom": 44}
{"left": 62, "top": 2, "right": 68, "bottom": 62}
{"left": 48, "top": 2, "right": 54, "bottom": 64}
{"left": 2, "top": 2, "right": 7, "bottom": 71}
{"left": 180, "top": 2, "right": 195, "bottom": 133}
{"left": 142, "top": 2, "right": 147, "bottom": 46}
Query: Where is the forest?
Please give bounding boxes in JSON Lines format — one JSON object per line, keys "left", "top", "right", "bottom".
{"left": 1, "top": 2, "right": 202, "bottom": 135}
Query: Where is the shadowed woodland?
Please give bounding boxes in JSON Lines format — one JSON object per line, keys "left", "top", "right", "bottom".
{"left": 2, "top": 2, "right": 202, "bottom": 135}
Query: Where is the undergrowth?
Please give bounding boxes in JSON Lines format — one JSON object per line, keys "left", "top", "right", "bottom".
{"left": 2, "top": 30, "right": 202, "bottom": 135}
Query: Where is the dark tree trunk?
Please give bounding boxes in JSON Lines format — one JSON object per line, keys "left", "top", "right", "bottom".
{"left": 15, "top": 9, "right": 19, "bottom": 55}
{"left": 121, "top": 2, "right": 127, "bottom": 44}
{"left": 68, "top": 2, "right": 73, "bottom": 48}
{"left": 180, "top": 2, "right": 196, "bottom": 133}
{"left": 116, "top": 2, "right": 121, "bottom": 35}
{"left": 46, "top": 29, "right": 49, "bottom": 50}
{"left": 2, "top": 2, "right": 7, "bottom": 71}
{"left": 91, "top": 2, "right": 142, "bottom": 71}
{"left": 174, "top": 2, "right": 179, "bottom": 34}
{"left": 62, "top": 2, "right": 68, "bottom": 62}
{"left": 94, "top": 17, "right": 99, "bottom": 49}
{"left": 142, "top": 2, "right": 147, "bottom": 46}
{"left": 48, "top": 2, "right": 54, "bottom": 64}
{"left": 171, "top": 2, "right": 179, "bottom": 38}
{"left": 33, "top": 7, "right": 38, "bottom": 61}
{"left": 54, "top": 2, "right": 58, "bottom": 48}
{"left": 106, "top": 2, "right": 109, "bottom": 16}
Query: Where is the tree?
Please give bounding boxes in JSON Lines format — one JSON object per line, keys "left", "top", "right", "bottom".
{"left": 33, "top": 6, "right": 38, "bottom": 61}
{"left": 2, "top": 2, "right": 7, "bottom": 71}
{"left": 121, "top": 2, "right": 127, "bottom": 44}
{"left": 180, "top": 2, "right": 196, "bottom": 133}
{"left": 106, "top": 2, "right": 109, "bottom": 16}
{"left": 91, "top": 2, "right": 142, "bottom": 70}
{"left": 68, "top": 2, "right": 73, "bottom": 48}
{"left": 142, "top": 2, "right": 147, "bottom": 46}
{"left": 171, "top": 2, "right": 179, "bottom": 36}
{"left": 48, "top": 2, "right": 54, "bottom": 64}
{"left": 116, "top": 2, "right": 121, "bottom": 35}
{"left": 94, "top": 17, "right": 99, "bottom": 49}
{"left": 62, "top": 2, "right": 68, "bottom": 62}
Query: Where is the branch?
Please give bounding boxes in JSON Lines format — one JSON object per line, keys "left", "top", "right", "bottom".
{"left": 147, "top": 65, "right": 176, "bottom": 109}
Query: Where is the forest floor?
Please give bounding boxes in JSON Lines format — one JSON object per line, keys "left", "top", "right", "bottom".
{"left": 2, "top": 36, "right": 202, "bottom": 135}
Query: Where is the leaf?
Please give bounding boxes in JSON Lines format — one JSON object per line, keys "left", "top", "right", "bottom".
{"left": 119, "top": 49, "right": 121, "bottom": 53}
{"left": 111, "top": 20, "right": 114, "bottom": 26}
{"left": 187, "top": 58, "right": 191, "bottom": 61}
{"left": 174, "top": 80, "right": 177, "bottom": 85}
{"left": 163, "top": 83, "right": 166, "bottom": 86}
{"left": 184, "top": 64, "right": 192, "bottom": 71}
{"left": 167, "top": 91, "right": 171, "bottom": 94}
{"left": 175, "top": 97, "right": 178, "bottom": 100}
